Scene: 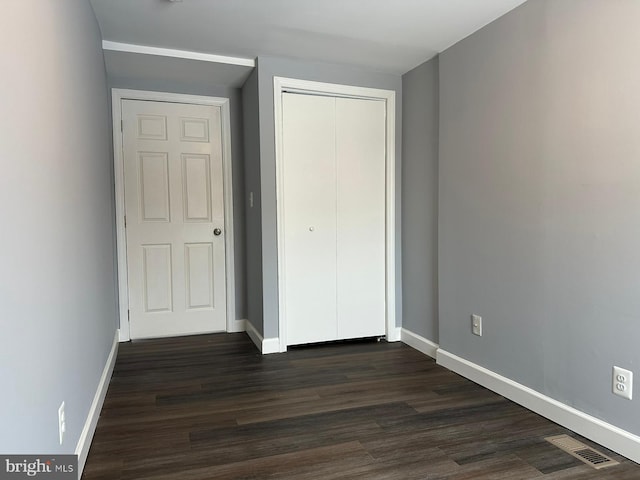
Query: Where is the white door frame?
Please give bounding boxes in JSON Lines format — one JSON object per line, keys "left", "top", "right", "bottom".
{"left": 112, "top": 89, "right": 237, "bottom": 342}
{"left": 273, "top": 77, "right": 398, "bottom": 353}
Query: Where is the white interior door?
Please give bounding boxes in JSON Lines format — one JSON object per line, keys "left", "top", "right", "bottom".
{"left": 282, "top": 93, "right": 338, "bottom": 345}
{"left": 122, "top": 99, "right": 226, "bottom": 339}
{"left": 282, "top": 93, "right": 386, "bottom": 346}
{"left": 336, "top": 97, "right": 386, "bottom": 339}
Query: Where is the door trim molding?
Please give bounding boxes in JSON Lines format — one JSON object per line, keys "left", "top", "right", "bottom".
{"left": 111, "top": 88, "right": 236, "bottom": 342}
{"left": 273, "top": 77, "right": 397, "bottom": 353}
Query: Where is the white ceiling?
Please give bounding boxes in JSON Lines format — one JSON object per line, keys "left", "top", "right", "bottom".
{"left": 90, "top": 0, "right": 527, "bottom": 75}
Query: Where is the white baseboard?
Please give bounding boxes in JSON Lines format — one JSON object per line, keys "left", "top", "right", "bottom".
{"left": 118, "top": 328, "right": 129, "bottom": 342}
{"left": 400, "top": 328, "right": 439, "bottom": 359}
{"left": 436, "top": 349, "right": 640, "bottom": 464}
{"left": 245, "top": 320, "right": 263, "bottom": 352}
{"left": 228, "top": 318, "right": 247, "bottom": 333}
{"left": 262, "top": 337, "right": 280, "bottom": 354}
{"left": 245, "top": 320, "right": 280, "bottom": 355}
{"left": 386, "top": 326, "right": 402, "bottom": 342}
{"left": 76, "top": 329, "right": 119, "bottom": 478}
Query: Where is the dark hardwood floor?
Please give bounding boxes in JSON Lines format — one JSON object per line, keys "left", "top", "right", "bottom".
{"left": 82, "top": 333, "right": 640, "bottom": 479}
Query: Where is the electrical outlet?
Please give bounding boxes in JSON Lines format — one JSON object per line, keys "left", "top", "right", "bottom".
{"left": 471, "top": 314, "right": 482, "bottom": 336}
{"left": 612, "top": 366, "right": 633, "bottom": 400}
{"left": 58, "top": 402, "right": 66, "bottom": 445}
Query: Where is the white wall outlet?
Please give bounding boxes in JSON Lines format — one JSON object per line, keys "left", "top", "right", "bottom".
{"left": 612, "top": 366, "right": 633, "bottom": 400}
{"left": 471, "top": 314, "right": 482, "bottom": 336}
{"left": 58, "top": 401, "right": 66, "bottom": 445}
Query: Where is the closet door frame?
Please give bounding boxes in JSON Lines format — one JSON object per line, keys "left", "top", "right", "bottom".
{"left": 273, "top": 76, "right": 397, "bottom": 353}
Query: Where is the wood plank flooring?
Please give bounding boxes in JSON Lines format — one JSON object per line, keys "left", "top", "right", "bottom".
{"left": 82, "top": 333, "right": 640, "bottom": 479}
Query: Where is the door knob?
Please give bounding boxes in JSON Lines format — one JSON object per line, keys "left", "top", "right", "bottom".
{"left": 213, "top": 228, "right": 222, "bottom": 236}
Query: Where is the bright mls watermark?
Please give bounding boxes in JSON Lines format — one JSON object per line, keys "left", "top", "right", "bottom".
{"left": 0, "top": 456, "right": 76, "bottom": 479}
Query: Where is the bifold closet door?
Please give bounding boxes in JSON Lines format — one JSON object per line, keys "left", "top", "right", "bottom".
{"left": 282, "top": 93, "right": 338, "bottom": 345}
{"left": 282, "top": 92, "right": 386, "bottom": 346}
{"left": 335, "top": 97, "right": 386, "bottom": 339}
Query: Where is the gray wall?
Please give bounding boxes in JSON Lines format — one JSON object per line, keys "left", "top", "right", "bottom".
{"left": 106, "top": 77, "right": 247, "bottom": 321}
{"left": 0, "top": 0, "right": 117, "bottom": 452}
{"left": 439, "top": 0, "right": 640, "bottom": 435}
{"left": 255, "top": 56, "right": 403, "bottom": 338}
{"left": 241, "top": 68, "right": 264, "bottom": 334}
{"left": 401, "top": 57, "right": 440, "bottom": 342}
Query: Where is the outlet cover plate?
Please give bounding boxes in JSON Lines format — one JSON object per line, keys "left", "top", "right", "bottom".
{"left": 58, "top": 401, "right": 66, "bottom": 445}
{"left": 471, "top": 314, "right": 482, "bottom": 336}
{"left": 612, "top": 366, "right": 633, "bottom": 400}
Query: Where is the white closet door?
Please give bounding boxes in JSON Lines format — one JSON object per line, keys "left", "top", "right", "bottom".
{"left": 336, "top": 97, "right": 386, "bottom": 339}
{"left": 282, "top": 93, "right": 338, "bottom": 345}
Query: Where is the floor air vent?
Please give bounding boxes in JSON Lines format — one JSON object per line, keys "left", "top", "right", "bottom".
{"left": 545, "top": 435, "right": 619, "bottom": 470}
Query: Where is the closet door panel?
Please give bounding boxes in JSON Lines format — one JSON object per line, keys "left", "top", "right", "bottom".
{"left": 282, "top": 93, "right": 338, "bottom": 345}
{"left": 336, "top": 98, "right": 386, "bottom": 339}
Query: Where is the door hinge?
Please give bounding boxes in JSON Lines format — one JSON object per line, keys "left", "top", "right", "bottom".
{"left": 121, "top": 120, "right": 123, "bottom": 132}
{"left": 124, "top": 215, "right": 127, "bottom": 228}
{"left": 127, "top": 310, "right": 130, "bottom": 320}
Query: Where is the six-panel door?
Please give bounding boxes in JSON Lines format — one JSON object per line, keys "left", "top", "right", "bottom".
{"left": 122, "top": 100, "right": 226, "bottom": 339}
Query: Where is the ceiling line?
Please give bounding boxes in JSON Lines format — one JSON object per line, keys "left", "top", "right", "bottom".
{"left": 102, "top": 41, "right": 256, "bottom": 67}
